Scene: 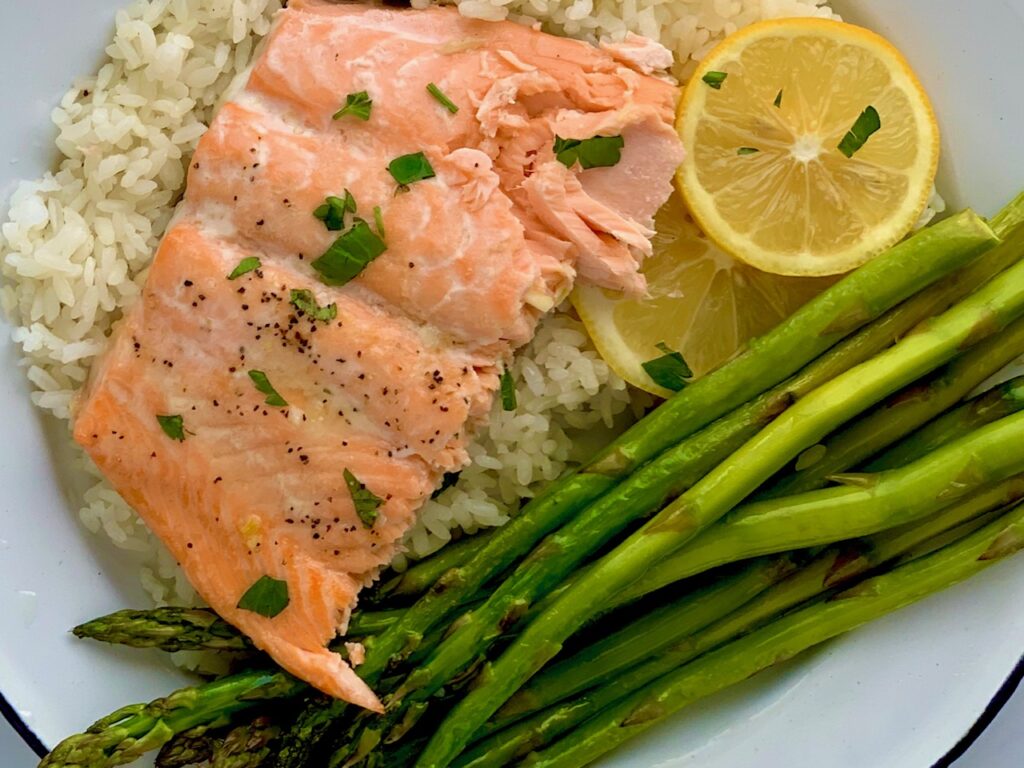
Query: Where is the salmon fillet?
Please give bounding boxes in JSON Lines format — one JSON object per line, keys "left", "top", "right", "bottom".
{"left": 74, "top": 0, "right": 683, "bottom": 710}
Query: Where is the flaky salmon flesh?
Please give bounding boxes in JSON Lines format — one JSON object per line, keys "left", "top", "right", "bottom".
{"left": 74, "top": 0, "right": 683, "bottom": 711}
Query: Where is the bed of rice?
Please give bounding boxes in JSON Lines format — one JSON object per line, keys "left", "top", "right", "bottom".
{"left": 0, "top": 0, "right": 839, "bottom": 606}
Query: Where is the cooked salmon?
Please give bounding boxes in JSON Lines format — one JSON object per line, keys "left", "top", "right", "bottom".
{"left": 74, "top": 0, "right": 683, "bottom": 710}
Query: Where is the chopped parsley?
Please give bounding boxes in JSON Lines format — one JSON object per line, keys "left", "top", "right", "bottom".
{"left": 432, "top": 471, "right": 462, "bottom": 499}
{"left": 702, "top": 71, "right": 728, "bottom": 89}
{"left": 156, "top": 414, "right": 186, "bottom": 442}
{"left": 641, "top": 342, "right": 693, "bottom": 393}
{"left": 499, "top": 368, "right": 517, "bottom": 411}
{"left": 313, "top": 191, "right": 357, "bottom": 231}
{"left": 837, "top": 106, "right": 881, "bottom": 158}
{"left": 290, "top": 289, "right": 338, "bottom": 322}
{"left": 388, "top": 152, "right": 436, "bottom": 187}
{"left": 333, "top": 91, "right": 372, "bottom": 121}
{"left": 373, "top": 205, "right": 386, "bottom": 240}
{"left": 774, "top": 89, "right": 783, "bottom": 108}
{"left": 737, "top": 147, "right": 760, "bottom": 155}
{"left": 344, "top": 468, "right": 383, "bottom": 528}
{"left": 554, "top": 135, "right": 624, "bottom": 170}
{"left": 248, "top": 370, "right": 287, "bottom": 407}
{"left": 237, "top": 575, "right": 290, "bottom": 618}
{"left": 426, "top": 82, "right": 460, "bottom": 114}
{"left": 228, "top": 256, "right": 261, "bottom": 280}
{"left": 312, "top": 219, "right": 387, "bottom": 286}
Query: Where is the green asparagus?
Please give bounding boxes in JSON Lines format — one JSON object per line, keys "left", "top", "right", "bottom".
{"left": 867, "top": 375, "right": 1024, "bottom": 471}
{"left": 765, "top": 315, "right": 1024, "bottom": 497}
{"left": 416, "top": 247, "right": 1024, "bottom": 767}
{"left": 71, "top": 606, "right": 403, "bottom": 654}
{"left": 521, "top": 501, "right": 1024, "bottom": 768}
{"left": 475, "top": 475, "right": 1024, "bottom": 762}
{"left": 40, "top": 670, "right": 304, "bottom": 768}
{"left": 277, "top": 208, "right": 1000, "bottom": 766}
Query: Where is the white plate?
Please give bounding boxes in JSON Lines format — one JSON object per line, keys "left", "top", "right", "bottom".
{"left": 1, "top": 1, "right": 1023, "bottom": 766}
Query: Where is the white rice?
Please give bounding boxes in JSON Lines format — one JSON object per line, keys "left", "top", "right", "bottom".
{"left": 0, "top": 0, "right": 842, "bottom": 605}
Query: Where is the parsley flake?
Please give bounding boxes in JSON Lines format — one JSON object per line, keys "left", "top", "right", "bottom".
{"left": 344, "top": 469, "right": 383, "bottom": 528}
{"left": 554, "top": 135, "right": 624, "bottom": 170}
{"left": 237, "top": 575, "right": 290, "bottom": 618}
{"left": 774, "top": 89, "right": 783, "bottom": 108}
{"left": 641, "top": 342, "right": 693, "bottom": 393}
{"left": 290, "top": 289, "right": 338, "bottom": 322}
{"left": 499, "top": 368, "right": 517, "bottom": 411}
{"left": 248, "top": 370, "right": 287, "bottom": 408}
{"left": 426, "top": 83, "right": 460, "bottom": 114}
{"left": 228, "top": 256, "right": 261, "bottom": 280}
{"left": 333, "top": 91, "right": 372, "bottom": 121}
{"left": 702, "top": 71, "right": 728, "bottom": 89}
{"left": 312, "top": 219, "right": 387, "bottom": 286}
{"left": 837, "top": 106, "right": 881, "bottom": 158}
{"left": 737, "top": 147, "right": 760, "bottom": 155}
{"left": 313, "top": 191, "right": 357, "bottom": 231}
{"left": 156, "top": 414, "right": 186, "bottom": 442}
{"left": 388, "top": 152, "right": 436, "bottom": 187}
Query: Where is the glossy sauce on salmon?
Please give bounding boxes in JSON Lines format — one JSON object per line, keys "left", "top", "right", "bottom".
{"left": 74, "top": 0, "right": 683, "bottom": 710}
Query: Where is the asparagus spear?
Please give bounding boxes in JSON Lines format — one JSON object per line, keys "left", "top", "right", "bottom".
{"left": 276, "top": 208, "right": 1000, "bottom": 765}
{"left": 867, "top": 375, "right": 1024, "bottom": 472}
{"left": 368, "top": 529, "right": 497, "bottom": 605}
{"left": 415, "top": 249, "right": 1024, "bottom": 767}
{"left": 71, "top": 606, "right": 403, "bottom": 654}
{"left": 473, "top": 475, "right": 1024, "bottom": 760}
{"left": 40, "top": 670, "right": 304, "bottom": 768}
{"left": 73, "top": 608, "right": 250, "bottom": 653}
{"left": 765, "top": 315, "right": 1024, "bottom": 497}
{"left": 210, "top": 717, "right": 280, "bottom": 768}
{"left": 521, "top": 501, "right": 1024, "bottom": 768}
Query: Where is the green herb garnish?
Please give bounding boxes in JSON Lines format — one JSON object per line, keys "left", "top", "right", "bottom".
{"left": 373, "top": 205, "right": 386, "bottom": 239}
{"left": 837, "top": 106, "right": 881, "bottom": 158}
{"left": 333, "top": 91, "right": 372, "bottom": 121}
{"left": 248, "top": 370, "right": 287, "bottom": 407}
{"left": 313, "top": 191, "right": 357, "bottom": 231}
{"left": 156, "top": 414, "right": 186, "bottom": 442}
{"left": 311, "top": 219, "right": 387, "bottom": 286}
{"left": 290, "top": 289, "right": 338, "bottom": 322}
{"left": 553, "top": 135, "right": 625, "bottom": 170}
{"left": 388, "top": 152, "right": 436, "bottom": 187}
{"left": 344, "top": 468, "right": 383, "bottom": 528}
{"left": 237, "top": 575, "right": 290, "bottom": 618}
{"left": 737, "top": 147, "right": 760, "bottom": 155}
{"left": 774, "top": 89, "right": 783, "bottom": 108}
{"left": 499, "top": 369, "right": 517, "bottom": 411}
{"left": 426, "top": 83, "right": 459, "bottom": 114}
{"left": 228, "top": 256, "right": 261, "bottom": 280}
{"left": 702, "top": 71, "right": 728, "bottom": 89}
{"left": 641, "top": 342, "right": 693, "bottom": 392}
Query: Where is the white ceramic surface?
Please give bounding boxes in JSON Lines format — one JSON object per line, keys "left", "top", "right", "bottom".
{"left": 0, "top": 1, "right": 1023, "bottom": 766}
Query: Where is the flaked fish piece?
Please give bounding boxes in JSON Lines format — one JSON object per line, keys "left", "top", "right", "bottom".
{"left": 75, "top": 0, "right": 683, "bottom": 710}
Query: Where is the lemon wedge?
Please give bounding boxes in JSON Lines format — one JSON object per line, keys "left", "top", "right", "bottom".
{"left": 676, "top": 18, "right": 940, "bottom": 276}
{"left": 573, "top": 192, "right": 834, "bottom": 397}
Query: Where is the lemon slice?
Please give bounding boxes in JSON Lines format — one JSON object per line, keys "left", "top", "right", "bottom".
{"left": 677, "top": 18, "right": 940, "bottom": 276}
{"left": 573, "top": 192, "right": 834, "bottom": 398}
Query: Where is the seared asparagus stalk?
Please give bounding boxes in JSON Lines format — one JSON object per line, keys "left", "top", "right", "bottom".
{"left": 39, "top": 670, "right": 303, "bottom": 768}
{"left": 71, "top": 606, "right": 403, "bottom": 654}
{"left": 520, "top": 501, "right": 1024, "bottom": 768}
{"left": 273, "top": 209, "right": 1000, "bottom": 767}
{"left": 766, "top": 315, "right": 1024, "bottom": 497}
{"left": 469, "top": 477, "right": 1024, "bottom": 766}
{"left": 415, "top": 247, "right": 1024, "bottom": 768}
{"left": 868, "top": 375, "right": 1024, "bottom": 472}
